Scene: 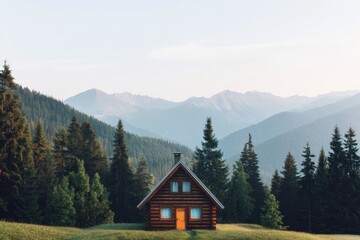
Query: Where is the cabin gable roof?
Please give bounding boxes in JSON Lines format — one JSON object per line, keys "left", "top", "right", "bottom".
{"left": 137, "top": 160, "right": 224, "bottom": 209}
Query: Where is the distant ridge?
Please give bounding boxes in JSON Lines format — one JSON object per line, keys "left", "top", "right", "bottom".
{"left": 219, "top": 93, "right": 360, "bottom": 181}
{"left": 65, "top": 89, "right": 357, "bottom": 148}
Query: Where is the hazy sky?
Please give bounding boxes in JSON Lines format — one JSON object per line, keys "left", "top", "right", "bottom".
{"left": 1, "top": 0, "right": 360, "bottom": 101}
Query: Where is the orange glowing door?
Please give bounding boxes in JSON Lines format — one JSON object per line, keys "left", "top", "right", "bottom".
{"left": 176, "top": 208, "right": 186, "bottom": 230}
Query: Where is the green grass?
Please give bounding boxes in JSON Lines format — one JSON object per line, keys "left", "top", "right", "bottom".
{"left": 0, "top": 221, "right": 359, "bottom": 240}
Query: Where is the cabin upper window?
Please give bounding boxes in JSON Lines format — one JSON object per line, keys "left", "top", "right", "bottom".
{"left": 182, "top": 181, "right": 191, "bottom": 192}
{"left": 161, "top": 208, "right": 172, "bottom": 219}
{"left": 171, "top": 181, "right": 179, "bottom": 192}
{"left": 190, "top": 208, "right": 201, "bottom": 219}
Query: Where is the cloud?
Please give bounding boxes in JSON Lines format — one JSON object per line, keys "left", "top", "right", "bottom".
{"left": 148, "top": 41, "right": 304, "bottom": 61}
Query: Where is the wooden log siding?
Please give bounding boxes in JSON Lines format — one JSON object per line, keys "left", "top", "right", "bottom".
{"left": 147, "top": 168, "right": 216, "bottom": 230}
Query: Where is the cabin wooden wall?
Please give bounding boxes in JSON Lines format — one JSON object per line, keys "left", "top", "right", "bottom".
{"left": 147, "top": 167, "right": 216, "bottom": 230}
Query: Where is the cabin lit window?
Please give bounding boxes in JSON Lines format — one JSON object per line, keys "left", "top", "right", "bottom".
{"left": 161, "top": 208, "right": 172, "bottom": 219}
{"left": 182, "top": 181, "right": 191, "bottom": 192}
{"left": 171, "top": 181, "right": 179, "bottom": 192}
{"left": 190, "top": 208, "right": 201, "bottom": 219}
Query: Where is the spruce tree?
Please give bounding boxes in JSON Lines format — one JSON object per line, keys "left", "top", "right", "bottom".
{"left": 32, "top": 120, "right": 54, "bottom": 223}
{"left": 279, "top": 152, "right": 300, "bottom": 230}
{"left": 69, "top": 160, "right": 90, "bottom": 227}
{"left": 88, "top": 173, "right": 114, "bottom": 226}
{"left": 224, "top": 160, "right": 253, "bottom": 222}
{"left": 260, "top": 193, "right": 285, "bottom": 230}
{"left": 325, "top": 126, "right": 346, "bottom": 232}
{"left": 271, "top": 170, "right": 281, "bottom": 200}
{"left": 313, "top": 147, "right": 328, "bottom": 232}
{"left": 341, "top": 128, "right": 360, "bottom": 233}
{"left": 241, "top": 134, "right": 265, "bottom": 223}
{"left": 109, "top": 120, "right": 136, "bottom": 222}
{"left": 18, "top": 124, "right": 41, "bottom": 223}
{"left": 133, "top": 157, "right": 154, "bottom": 221}
{"left": 49, "top": 176, "right": 76, "bottom": 226}
{"left": 66, "top": 117, "right": 82, "bottom": 172}
{"left": 0, "top": 63, "right": 34, "bottom": 221}
{"left": 344, "top": 128, "right": 360, "bottom": 175}
{"left": 299, "top": 143, "right": 316, "bottom": 232}
{"left": 193, "top": 117, "right": 228, "bottom": 202}
{"left": 80, "top": 122, "right": 108, "bottom": 179}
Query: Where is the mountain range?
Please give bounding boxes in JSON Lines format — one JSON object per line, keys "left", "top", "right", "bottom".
{"left": 219, "top": 93, "right": 360, "bottom": 181}
{"left": 65, "top": 89, "right": 358, "bottom": 149}
{"left": 64, "top": 88, "right": 360, "bottom": 182}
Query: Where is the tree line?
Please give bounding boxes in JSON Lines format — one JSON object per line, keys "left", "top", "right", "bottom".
{"left": 192, "top": 117, "right": 360, "bottom": 234}
{"left": 0, "top": 64, "right": 154, "bottom": 226}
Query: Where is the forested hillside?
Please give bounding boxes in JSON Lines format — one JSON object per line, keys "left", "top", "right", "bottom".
{"left": 16, "top": 86, "right": 193, "bottom": 181}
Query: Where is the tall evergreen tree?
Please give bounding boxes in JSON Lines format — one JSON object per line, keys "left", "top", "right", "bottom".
{"left": 0, "top": 63, "right": 34, "bottom": 220}
{"left": 69, "top": 160, "right": 90, "bottom": 227}
{"left": 32, "top": 120, "right": 54, "bottom": 223}
{"left": 18, "top": 124, "right": 41, "bottom": 223}
{"left": 313, "top": 147, "right": 328, "bottom": 232}
{"left": 341, "top": 128, "right": 360, "bottom": 233}
{"left": 299, "top": 143, "right": 316, "bottom": 232}
{"left": 88, "top": 173, "right": 114, "bottom": 226}
{"left": 260, "top": 193, "right": 285, "bottom": 230}
{"left": 224, "top": 160, "right": 253, "bottom": 222}
{"left": 344, "top": 128, "right": 360, "bottom": 175}
{"left": 193, "top": 117, "right": 228, "bottom": 202}
{"left": 279, "top": 152, "right": 300, "bottom": 230}
{"left": 271, "top": 170, "right": 281, "bottom": 200}
{"left": 80, "top": 122, "right": 108, "bottom": 178}
{"left": 133, "top": 157, "right": 154, "bottom": 221}
{"left": 240, "top": 134, "right": 265, "bottom": 223}
{"left": 109, "top": 120, "right": 136, "bottom": 222}
{"left": 49, "top": 176, "right": 76, "bottom": 226}
{"left": 66, "top": 117, "right": 82, "bottom": 172}
{"left": 325, "top": 126, "right": 346, "bottom": 232}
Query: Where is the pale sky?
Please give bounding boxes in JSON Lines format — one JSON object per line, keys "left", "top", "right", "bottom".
{"left": 1, "top": 0, "right": 360, "bottom": 101}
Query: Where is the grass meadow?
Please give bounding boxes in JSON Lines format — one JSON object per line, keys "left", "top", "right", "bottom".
{"left": 0, "top": 221, "right": 359, "bottom": 240}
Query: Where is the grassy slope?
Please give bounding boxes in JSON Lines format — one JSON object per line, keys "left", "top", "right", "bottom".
{"left": 0, "top": 222, "right": 358, "bottom": 240}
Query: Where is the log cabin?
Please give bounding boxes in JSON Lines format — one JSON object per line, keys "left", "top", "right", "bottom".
{"left": 137, "top": 153, "right": 224, "bottom": 230}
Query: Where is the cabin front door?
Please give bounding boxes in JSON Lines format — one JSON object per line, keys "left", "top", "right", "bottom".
{"left": 176, "top": 208, "right": 186, "bottom": 230}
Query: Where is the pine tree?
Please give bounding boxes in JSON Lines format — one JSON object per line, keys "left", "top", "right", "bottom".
{"left": 69, "top": 160, "right": 90, "bottom": 227}
{"left": 18, "top": 124, "right": 41, "bottom": 223}
{"left": 279, "top": 152, "right": 300, "bottom": 230}
{"left": 109, "top": 120, "right": 136, "bottom": 222}
{"left": 0, "top": 63, "right": 34, "bottom": 220}
{"left": 88, "top": 173, "right": 114, "bottom": 226}
{"left": 344, "top": 128, "right": 360, "bottom": 175}
{"left": 80, "top": 122, "right": 108, "bottom": 179}
{"left": 32, "top": 120, "right": 54, "bottom": 223}
{"left": 325, "top": 126, "right": 346, "bottom": 232}
{"left": 49, "top": 176, "right": 76, "bottom": 226}
{"left": 241, "top": 134, "right": 265, "bottom": 223}
{"left": 260, "top": 193, "right": 285, "bottom": 230}
{"left": 341, "top": 128, "right": 360, "bottom": 233}
{"left": 66, "top": 117, "right": 82, "bottom": 172}
{"left": 313, "top": 147, "right": 328, "bottom": 232}
{"left": 271, "top": 170, "right": 281, "bottom": 200}
{"left": 224, "top": 160, "right": 253, "bottom": 222}
{"left": 299, "top": 143, "right": 316, "bottom": 232}
{"left": 133, "top": 157, "right": 154, "bottom": 221}
{"left": 193, "top": 117, "right": 228, "bottom": 202}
